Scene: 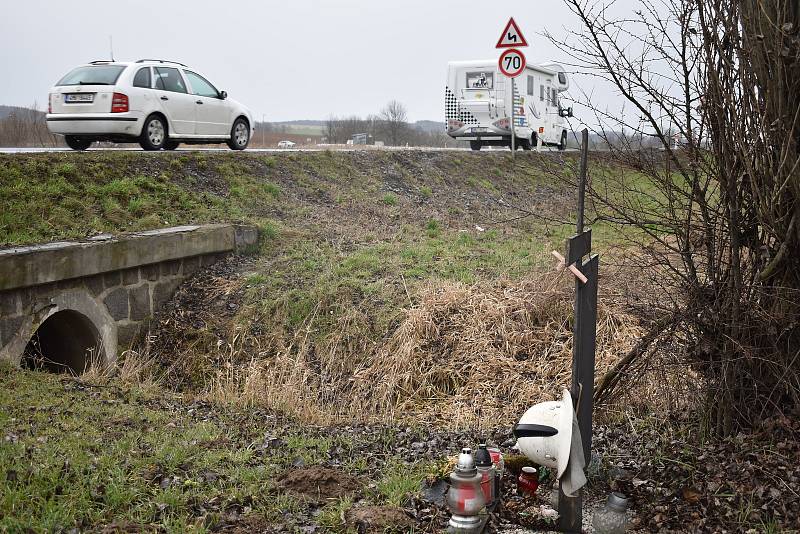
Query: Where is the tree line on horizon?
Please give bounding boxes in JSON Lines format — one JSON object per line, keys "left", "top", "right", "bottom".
{"left": 0, "top": 101, "right": 460, "bottom": 148}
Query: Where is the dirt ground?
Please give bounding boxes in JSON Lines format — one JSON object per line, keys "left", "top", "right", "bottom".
{"left": 278, "top": 466, "right": 363, "bottom": 501}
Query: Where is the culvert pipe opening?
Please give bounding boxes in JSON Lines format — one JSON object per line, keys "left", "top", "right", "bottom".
{"left": 22, "top": 310, "right": 102, "bottom": 374}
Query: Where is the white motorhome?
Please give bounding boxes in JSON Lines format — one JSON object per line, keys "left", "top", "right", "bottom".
{"left": 445, "top": 60, "right": 572, "bottom": 150}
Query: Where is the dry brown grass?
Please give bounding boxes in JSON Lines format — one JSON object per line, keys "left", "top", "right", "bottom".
{"left": 198, "top": 270, "right": 645, "bottom": 428}
{"left": 352, "top": 272, "right": 643, "bottom": 427}
{"left": 80, "top": 345, "right": 161, "bottom": 393}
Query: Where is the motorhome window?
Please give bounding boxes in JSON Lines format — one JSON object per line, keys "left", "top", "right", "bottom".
{"left": 527, "top": 76, "right": 534, "bottom": 95}
{"left": 466, "top": 72, "right": 494, "bottom": 89}
{"left": 540, "top": 85, "right": 545, "bottom": 101}
{"left": 558, "top": 72, "right": 567, "bottom": 84}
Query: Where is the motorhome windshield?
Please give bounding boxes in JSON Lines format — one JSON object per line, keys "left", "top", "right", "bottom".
{"left": 466, "top": 72, "right": 494, "bottom": 89}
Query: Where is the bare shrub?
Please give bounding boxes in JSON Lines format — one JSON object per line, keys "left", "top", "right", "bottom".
{"left": 0, "top": 105, "right": 60, "bottom": 147}
{"left": 550, "top": 0, "right": 800, "bottom": 434}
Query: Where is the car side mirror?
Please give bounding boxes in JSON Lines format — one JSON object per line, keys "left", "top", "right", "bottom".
{"left": 568, "top": 106, "right": 574, "bottom": 118}
{"left": 219, "top": 91, "right": 227, "bottom": 100}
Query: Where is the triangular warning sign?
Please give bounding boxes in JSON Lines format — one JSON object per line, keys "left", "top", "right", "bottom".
{"left": 496, "top": 17, "right": 529, "bottom": 48}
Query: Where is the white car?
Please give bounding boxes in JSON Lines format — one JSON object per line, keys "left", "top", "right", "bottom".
{"left": 277, "top": 140, "right": 296, "bottom": 149}
{"left": 46, "top": 59, "right": 254, "bottom": 151}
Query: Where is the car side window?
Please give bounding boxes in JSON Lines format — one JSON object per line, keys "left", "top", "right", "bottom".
{"left": 540, "top": 85, "right": 545, "bottom": 102}
{"left": 153, "top": 67, "right": 187, "bottom": 93}
{"left": 133, "top": 67, "right": 151, "bottom": 89}
{"left": 185, "top": 71, "right": 219, "bottom": 98}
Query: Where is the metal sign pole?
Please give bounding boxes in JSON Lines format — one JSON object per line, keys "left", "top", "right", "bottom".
{"left": 557, "top": 129, "right": 598, "bottom": 533}
{"left": 511, "top": 78, "right": 516, "bottom": 157}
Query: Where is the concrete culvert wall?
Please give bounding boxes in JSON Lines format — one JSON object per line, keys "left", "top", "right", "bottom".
{"left": 22, "top": 310, "right": 101, "bottom": 374}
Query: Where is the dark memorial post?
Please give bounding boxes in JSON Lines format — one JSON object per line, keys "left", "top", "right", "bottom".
{"left": 557, "top": 128, "right": 599, "bottom": 532}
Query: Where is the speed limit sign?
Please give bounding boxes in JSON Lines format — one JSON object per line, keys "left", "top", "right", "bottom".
{"left": 499, "top": 48, "right": 526, "bottom": 77}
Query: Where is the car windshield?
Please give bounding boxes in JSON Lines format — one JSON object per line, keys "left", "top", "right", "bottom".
{"left": 56, "top": 65, "right": 126, "bottom": 86}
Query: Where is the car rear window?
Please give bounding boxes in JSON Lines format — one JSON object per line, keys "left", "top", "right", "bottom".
{"left": 56, "top": 65, "right": 126, "bottom": 86}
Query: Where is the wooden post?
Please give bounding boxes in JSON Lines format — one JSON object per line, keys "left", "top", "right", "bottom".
{"left": 557, "top": 128, "right": 598, "bottom": 533}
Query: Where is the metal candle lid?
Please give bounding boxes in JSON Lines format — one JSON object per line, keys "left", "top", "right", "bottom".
{"left": 474, "top": 444, "right": 492, "bottom": 467}
{"left": 456, "top": 448, "right": 477, "bottom": 475}
{"left": 607, "top": 491, "right": 629, "bottom": 513}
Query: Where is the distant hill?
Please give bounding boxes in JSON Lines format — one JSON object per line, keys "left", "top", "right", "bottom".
{"left": 263, "top": 119, "right": 444, "bottom": 137}
{"left": 0, "top": 105, "right": 45, "bottom": 120}
{"left": 271, "top": 120, "right": 326, "bottom": 127}
{"left": 413, "top": 120, "right": 444, "bottom": 133}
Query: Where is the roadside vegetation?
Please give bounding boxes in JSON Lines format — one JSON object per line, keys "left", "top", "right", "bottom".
{"left": 2, "top": 149, "right": 798, "bottom": 531}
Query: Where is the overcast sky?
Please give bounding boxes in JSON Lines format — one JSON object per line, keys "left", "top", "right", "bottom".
{"left": 0, "top": 0, "right": 623, "bottom": 123}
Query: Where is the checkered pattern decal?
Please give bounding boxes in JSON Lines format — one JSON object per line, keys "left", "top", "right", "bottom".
{"left": 445, "top": 87, "right": 479, "bottom": 126}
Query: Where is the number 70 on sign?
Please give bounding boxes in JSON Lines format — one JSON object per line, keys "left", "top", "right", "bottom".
{"left": 499, "top": 48, "right": 526, "bottom": 78}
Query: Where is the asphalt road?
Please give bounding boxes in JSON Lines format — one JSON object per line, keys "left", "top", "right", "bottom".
{"left": 0, "top": 146, "right": 574, "bottom": 154}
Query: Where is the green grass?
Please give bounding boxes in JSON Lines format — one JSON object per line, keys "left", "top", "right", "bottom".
{"left": 376, "top": 461, "right": 431, "bottom": 507}
{"left": 381, "top": 193, "right": 398, "bottom": 206}
{"left": 0, "top": 366, "right": 429, "bottom": 532}
{"left": 0, "top": 150, "right": 578, "bottom": 246}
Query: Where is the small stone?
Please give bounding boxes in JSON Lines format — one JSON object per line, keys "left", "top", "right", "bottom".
{"left": 420, "top": 479, "right": 448, "bottom": 507}
{"left": 610, "top": 467, "right": 634, "bottom": 481}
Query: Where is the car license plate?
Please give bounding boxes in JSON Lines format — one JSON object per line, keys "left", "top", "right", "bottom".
{"left": 64, "top": 93, "right": 94, "bottom": 103}
{"left": 471, "top": 127, "right": 488, "bottom": 133}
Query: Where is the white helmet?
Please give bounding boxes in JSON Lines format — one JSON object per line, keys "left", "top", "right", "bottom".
{"left": 513, "top": 389, "right": 574, "bottom": 479}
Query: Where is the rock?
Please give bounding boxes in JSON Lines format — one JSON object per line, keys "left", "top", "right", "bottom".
{"left": 609, "top": 467, "right": 634, "bottom": 481}
{"left": 420, "top": 479, "right": 449, "bottom": 507}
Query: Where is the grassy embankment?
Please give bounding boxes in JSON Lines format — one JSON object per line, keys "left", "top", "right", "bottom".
{"left": 0, "top": 151, "right": 633, "bottom": 532}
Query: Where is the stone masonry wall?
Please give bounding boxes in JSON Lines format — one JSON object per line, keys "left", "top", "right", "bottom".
{"left": 0, "top": 251, "right": 226, "bottom": 355}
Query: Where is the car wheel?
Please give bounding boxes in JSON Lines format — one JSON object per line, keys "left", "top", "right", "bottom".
{"left": 65, "top": 135, "right": 92, "bottom": 151}
{"left": 139, "top": 114, "right": 167, "bottom": 151}
{"left": 227, "top": 118, "right": 250, "bottom": 150}
{"left": 520, "top": 139, "right": 532, "bottom": 151}
{"left": 163, "top": 140, "right": 180, "bottom": 151}
{"left": 470, "top": 141, "right": 482, "bottom": 151}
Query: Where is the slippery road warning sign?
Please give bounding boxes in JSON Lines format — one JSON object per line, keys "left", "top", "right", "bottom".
{"left": 499, "top": 48, "right": 527, "bottom": 78}
{"left": 496, "top": 17, "right": 529, "bottom": 48}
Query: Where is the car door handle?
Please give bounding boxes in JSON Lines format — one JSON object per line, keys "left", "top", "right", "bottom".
{"left": 160, "top": 96, "right": 169, "bottom": 101}
{"left": 196, "top": 100, "right": 203, "bottom": 105}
